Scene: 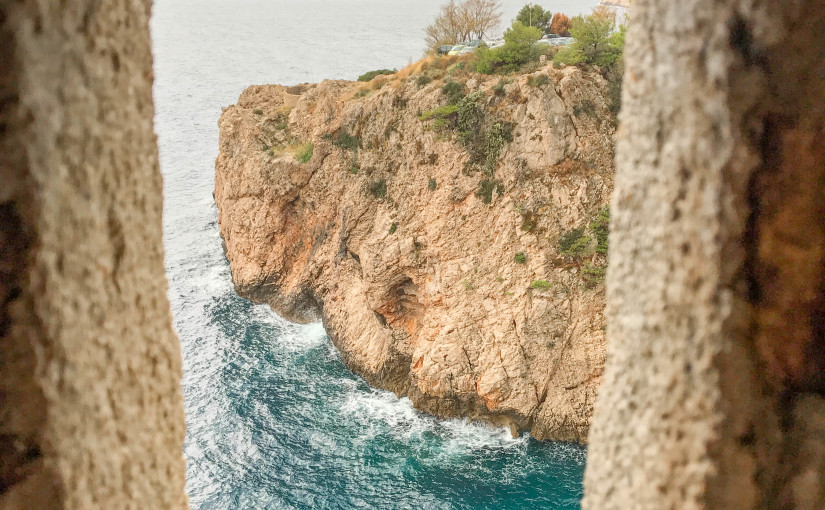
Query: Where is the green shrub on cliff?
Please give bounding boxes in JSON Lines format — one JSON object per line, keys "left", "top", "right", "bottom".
{"left": 416, "top": 75, "right": 433, "bottom": 87}
{"left": 475, "top": 178, "right": 503, "bottom": 204}
{"left": 441, "top": 80, "right": 465, "bottom": 105}
{"left": 448, "top": 61, "right": 466, "bottom": 73}
{"left": 582, "top": 261, "right": 606, "bottom": 286}
{"left": 334, "top": 130, "right": 360, "bottom": 151}
{"left": 573, "top": 100, "right": 596, "bottom": 117}
{"left": 419, "top": 104, "right": 459, "bottom": 131}
{"left": 529, "top": 279, "right": 553, "bottom": 289}
{"left": 554, "top": 9, "right": 623, "bottom": 67}
{"left": 514, "top": 252, "right": 527, "bottom": 264}
{"left": 420, "top": 91, "right": 513, "bottom": 177}
{"left": 527, "top": 74, "right": 550, "bottom": 87}
{"left": 520, "top": 209, "right": 538, "bottom": 232}
{"left": 492, "top": 79, "right": 509, "bottom": 96}
{"left": 368, "top": 179, "right": 387, "bottom": 199}
{"left": 590, "top": 205, "right": 610, "bottom": 254}
{"left": 559, "top": 226, "right": 590, "bottom": 257}
{"left": 295, "top": 142, "right": 314, "bottom": 163}
{"left": 474, "top": 22, "right": 542, "bottom": 74}
{"left": 456, "top": 92, "right": 485, "bottom": 162}
{"left": 358, "top": 69, "right": 396, "bottom": 82}
{"left": 483, "top": 121, "right": 514, "bottom": 175}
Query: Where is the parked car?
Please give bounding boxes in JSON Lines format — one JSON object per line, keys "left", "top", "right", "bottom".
{"left": 541, "top": 33, "right": 561, "bottom": 40}
{"left": 438, "top": 45, "right": 453, "bottom": 56}
{"left": 447, "top": 44, "right": 466, "bottom": 56}
{"left": 464, "top": 39, "right": 482, "bottom": 47}
{"left": 458, "top": 46, "right": 476, "bottom": 55}
{"left": 535, "top": 36, "right": 575, "bottom": 48}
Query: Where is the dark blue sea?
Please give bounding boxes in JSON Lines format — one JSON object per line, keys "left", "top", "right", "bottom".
{"left": 151, "top": 1, "right": 597, "bottom": 508}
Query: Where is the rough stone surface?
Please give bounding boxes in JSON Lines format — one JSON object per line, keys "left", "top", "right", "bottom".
{"left": 215, "top": 65, "right": 615, "bottom": 441}
{"left": 0, "top": 1, "right": 188, "bottom": 508}
{"left": 584, "top": 0, "right": 825, "bottom": 508}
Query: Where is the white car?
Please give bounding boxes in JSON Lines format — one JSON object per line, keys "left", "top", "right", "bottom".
{"left": 447, "top": 44, "right": 466, "bottom": 56}
{"left": 482, "top": 37, "right": 504, "bottom": 49}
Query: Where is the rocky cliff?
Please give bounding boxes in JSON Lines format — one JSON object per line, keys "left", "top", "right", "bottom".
{"left": 215, "top": 62, "right": 614, "bottom": 441}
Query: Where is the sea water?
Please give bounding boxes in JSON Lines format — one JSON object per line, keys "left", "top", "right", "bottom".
{"left": 151, "top": 1, "right": 598, "bottom": 508}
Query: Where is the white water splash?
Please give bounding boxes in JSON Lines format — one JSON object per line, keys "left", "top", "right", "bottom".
{"left": 340, "top": 388, "right": 527, "bottom": 453}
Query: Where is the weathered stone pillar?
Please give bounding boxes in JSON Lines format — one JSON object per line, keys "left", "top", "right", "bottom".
{"left": 0, "top": 1, "right": 187, "bottom": 508}
{"left": 584, "top": 1, "right": 824, "bottom": 508}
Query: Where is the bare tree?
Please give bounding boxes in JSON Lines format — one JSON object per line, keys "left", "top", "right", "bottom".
{"left": 462, "top": 0, "right": 501, "bottom": 39}
{"left": 425, "top": 0, "right": 502, "bottom": 52}
{"left": 425, "top": 0, "right": 462, "bottom": 50}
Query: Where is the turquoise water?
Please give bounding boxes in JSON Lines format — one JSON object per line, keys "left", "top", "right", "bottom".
{"left": 151, "top": 1, "right": 596, "bottom": 507}
{"left": 195, "top": 295, "right": 585, "bottom": 509}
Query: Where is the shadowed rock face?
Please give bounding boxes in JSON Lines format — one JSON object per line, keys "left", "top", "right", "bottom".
{"left": 215, "top": 66, "right": 615, "bottom": 442}
{"left": 584, "top": 0, "right": 825, "bottom": 508}
{"left": 0, "top": 1, "right": 187, "bottom": 508}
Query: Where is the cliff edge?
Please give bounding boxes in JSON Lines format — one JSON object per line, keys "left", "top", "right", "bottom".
{"left": 215, "top": 62, "right": 614, "bottom": 441}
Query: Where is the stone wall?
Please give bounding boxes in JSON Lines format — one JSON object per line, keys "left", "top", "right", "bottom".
{"left": 0, "top": 1, "right": 187, "bottom": 508}
{"left": 584, "top": 1, "right": 824, "bottom": 508}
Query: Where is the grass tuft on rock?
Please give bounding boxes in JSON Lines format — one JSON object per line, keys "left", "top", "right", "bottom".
{"left": 334, "top": 130, "right": 360, "bottom": 151}
{"left": 368, "top": 179, "right": 387, "bottom": 199}
{"left": 294, "top": 142, "right": 314, "bottom": 163}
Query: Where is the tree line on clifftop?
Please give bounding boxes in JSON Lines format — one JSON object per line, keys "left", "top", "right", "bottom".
{"left": 417, "top": 1, "right": 626, "bottom": 115}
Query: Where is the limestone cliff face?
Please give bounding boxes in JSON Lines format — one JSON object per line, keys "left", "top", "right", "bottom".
{"left": 215, "top": 64, "right": 614, "bottom": 441}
